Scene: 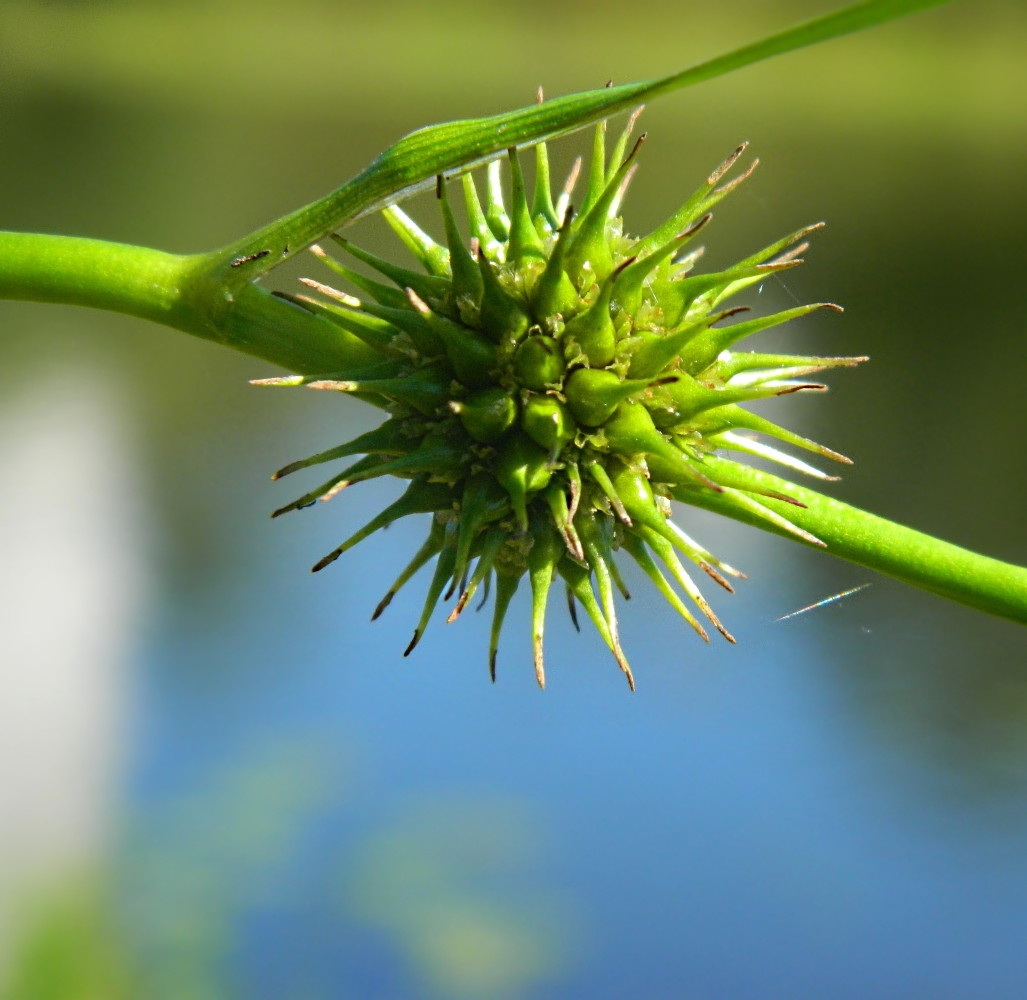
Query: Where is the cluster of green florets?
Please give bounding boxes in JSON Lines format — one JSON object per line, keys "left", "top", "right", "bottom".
{"left": 255, "top": 110, "right": 865, "bottom": 689}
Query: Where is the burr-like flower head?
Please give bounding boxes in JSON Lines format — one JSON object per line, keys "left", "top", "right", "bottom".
{"left": 255, "top": 109, "right": 866, "bottom": 689}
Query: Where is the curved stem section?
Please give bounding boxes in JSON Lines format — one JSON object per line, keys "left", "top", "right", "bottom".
{"left": 0, "top": 231, "right": 199, "bottom": 324}
{"left": 0, "top": 232, "right": 382, "bottom": 376}
{"left": 678, "top": 459, "right": 1027, "bottom": 625}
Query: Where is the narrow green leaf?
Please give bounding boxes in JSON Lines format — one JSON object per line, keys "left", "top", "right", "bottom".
{"left": 210, "top": 0, "right": 954, "bottom": 289}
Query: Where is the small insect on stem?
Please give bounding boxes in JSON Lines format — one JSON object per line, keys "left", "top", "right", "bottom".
{"left": 231, "top": 248, "right": 271, "bottom": 267}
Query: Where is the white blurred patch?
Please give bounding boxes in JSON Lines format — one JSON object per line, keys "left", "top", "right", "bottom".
{"left": 0, "top": 374, "right": 145, "bottom": 953}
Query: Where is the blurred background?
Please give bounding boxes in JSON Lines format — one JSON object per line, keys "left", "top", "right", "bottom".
{"left": 1, "top": 1, "right": 1027, "bottom": 997}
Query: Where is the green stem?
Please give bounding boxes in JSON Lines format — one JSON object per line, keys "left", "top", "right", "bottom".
{"left": 0, "top": 232, "right": 379, "bottom": 375}
{"left": 681, "top": 458, "right": 1027, "bottom": 625}
{"left": 0, "top": 231, "right": 200, "bottom": 325}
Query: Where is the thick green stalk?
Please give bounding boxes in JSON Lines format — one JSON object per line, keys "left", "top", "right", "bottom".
{"left": 681, "top": 459, "right": 1027, "bottom": 625}
{"left": 0, "top": 232, "right": 199, "bottom": 325}
{"left": 0, "top": 232, "right": 377, "bottom": 375}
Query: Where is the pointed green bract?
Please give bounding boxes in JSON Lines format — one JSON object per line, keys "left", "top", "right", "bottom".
{"left": 452, "top": 387, "right": 518, "bottom": 443}
{"left": 578, "top": 122, "right": 608, "bottom": 222}
{"left": 513, "top": 335, "right": 565, "bottom": 392}
{"left": 627, "top": 313, "right": 724, "bottom": 381}
{"left": 476, "top": 245, "right": 531, "bottom": 346}
{"left": 373, "top": 517, "right": 448, "bottom": 620}
{"left": 493, "top": 432, "right": 553, "bottom": 534}
{"left": 561, "top": 262, "right": 626, "bottom": 367}
{"left": 634, "top": 145, "right": 751, "bottom": 258}
{"left": 607, "top": 108, "right": 643, "bottom": 186}
{"left": 309, "top": 245, "right": 411, "bottom": 309}
{"left": 449, "top": 526, "right": 506, "bottom": 622}
{"left": 462, "top": 173, "right": 505, "bottom": 262}
{"left": 336, "top": 294, "right": 442, "bottom": 357}
{"left": 489, "top": 565, "right": 524, "bottom": 680}
{"left": 506, "top": 149, "right": 547, "bottom": 266}
{"left": 313, "top": 477, "right": 457, "bottom": 574}
{"left": 575, "top": 508, "right": 634, "bottom": 689}
{"left": 332, "top": 235, "right": 451, "bottom": 306}
{"left": 532, "top": 142, "right": 560, "bottom": 233}
{"left": 453, "top": 472, "right": 511, "bottom": 586}
{"left": 485, "top": 160, "right": 511, "bottom": 242}
{"left": 405, "top": 519, "right": 460, "bottom": 656}
{"left": 306, "top": 358, "right": 453, "bottom": 415}
{"left": 565, "top": 369, "right": 669, "bottom": 427}
{"left": 532, "top": 207, "right": 580, "bottom": 324}
{"left": 438, "top": 177, "right": 484, "bottom": 306}
{"left": 565, "top": 135, "right": 645, "bottom": 283}
{"left": 383, "top": 205, "right": 451, "bottom": 277}
{"left": 272, "top": 417, "right": 414, "bottom": 480}
{"left": 612, "top": 215, "right": 710, "bottom": 320}
{"left": 294, "top": 293, "right": 404, "bottom": 354}
{"left": 528, "top": 512, "right": 564, "bottom": 689}
{"left": 521, "top": 395, "right": 576, "bottom": 454}
{"left": 271, "top": 454, "right": 391, "bottom": 518}
{"left": 681, "top": 302, "right": 841, "bottom": 373}
{"left": 406, "top": 288, "right": 498, "bottom": 389}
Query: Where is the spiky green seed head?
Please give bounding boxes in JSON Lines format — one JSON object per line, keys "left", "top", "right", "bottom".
{"left": 258, "top": 112, "right": 866, "bottom": 690}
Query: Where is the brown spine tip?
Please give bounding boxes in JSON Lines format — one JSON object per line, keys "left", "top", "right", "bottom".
{"left": 307, "top": 380, "right": 357, "bottom": 391}
{"left": 536, "top": 85, "right": 544, "bottom": 104}
{"left": 771, "top": 244, "right": 808, "bottom": 266}
{"left": 404, "top": 630, "right": 422, "bottom": 657}
{"left": 436, "top": 174, "right": 443, "bottom": 199}
{"left": 311, "top": 549, "right": 342, "bottom": 573}
{"left": 612, "top": 255, "right": 637, "bottom": 279}
{"left": 696, "top": 595, "right": 735, "bottom": 644}
{"left": 709, "top": 306, "right": 751, "bottom": 324}
{"left": 405, "top": 287, "right": 430, "bottom": 316}
{"left": 533, "top": 638, "right": 546, "bottom": 690}
{"left": 680, "top": 213, "right": 713, "bottom": 240}
{"left": 699, "top": 561, "right": 735, "bottom": 594}
{"left": 447, "top": 590, "right": 472, "bottom": 624}
{"left": 566, "top": 587, "right": 581, "bottom": 632}
{"left": 371, "top": 592, "right": 395, "bottom": 621}
{"left": 298, "top": 276, "right": 360, "bottom": 307}
{"left": 489, "top": 651, "right": 497, "bottom": 682}
{"left": 713, "top": 157, "right": 759, "bottom": 197}
{"left": 319, "top": 480, "right": 351, "bottom": 503}
{"left": 249, "top": 376, "right": 302, "bottom": 386}
{"left": 707, "top": 142, "right": 749, "bottom": 186}
{"left": 562, "top": 158, "right": 582, "bottom": 197}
